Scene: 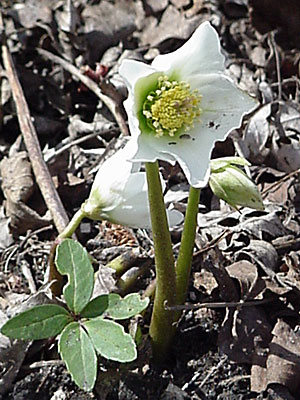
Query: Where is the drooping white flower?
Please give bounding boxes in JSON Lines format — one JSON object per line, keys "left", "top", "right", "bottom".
{"left": 81, "top": 141, "right": 182, "bottom": 229}
{"left": 119, "top": 22, "right": 258, "bottom": 188}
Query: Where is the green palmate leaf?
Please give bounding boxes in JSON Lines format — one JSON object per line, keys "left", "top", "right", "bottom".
{"left": 1, "top": 305, "right": 72, "bottom": 340}
{"left": 105, "top": 293, "right": 149, "bottom": 320}
{"left": 80, "top": 295, "right": 109, "bottom": 318}
{"left": 84, "top": 317, "right": 137, "bottom": 362}
{"left": 81, "top": 293, "right": 149, "bottom": 320}
{"left": 55, "top": 239, "right": 94, "bottom": 314}
{"left": 58, "top": 321, "right": 97, "bottom": 392}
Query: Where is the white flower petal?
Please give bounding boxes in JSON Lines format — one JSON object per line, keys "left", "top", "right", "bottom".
{"left": 189, "top": 73, "right": 258, "bottom": 124}
{"left": 132, "top": 133, "right": 177, "bottom": 164}
{"left": 87, "top": 141, "right": 137, "bottom": 210}
{"left": 106, "top": 172, "right": 182, "bottom": 229}
{"left": 152, "top": 21, "right": 225, "bottom": 78}
{"left": 131, "top": 129, "right": 213, "bottom": 188}
{"left": 119, "top": 60, "right": 158, "bottom": 97}
{"left": 107, "top": 202, "right": 152, "bottom": 229}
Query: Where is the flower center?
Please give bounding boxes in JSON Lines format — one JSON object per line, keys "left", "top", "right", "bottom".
{"left": 142, "top": 75, "right": 202, "bottom": 137}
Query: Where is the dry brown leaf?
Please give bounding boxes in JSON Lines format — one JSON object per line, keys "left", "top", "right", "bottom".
{"left": 0, "top": 152, "right": 51, "bottom": 234}
{"left": 241, "top": 101, "right": 300, "bottom": 173}
{"left": 140, "top": 5, "right": 202, "bottom": 47}
{"left": 0, "top": 152, "right": 34, "bottom": 203}
{"left": 202, "top": 248, "right": 239, "bottom": 302}
{"left": 235, "top": 210, "right": 290, "bottom": 240}
{"left": 81, "top": 0, "right": 137, "bottom": 64}
{"left": 251, "top": 359, "right": 268, "bottom": 393}
{"left": 226, "top": 260, "right": 266, "bottom": 300}
{"left": 218, "top": 305, "right": 272, "bottom": 364}
{"left": 193, "top": 270, "right": 218, "bottom": 295}
{"left": 240, "top": 104, "right": 271, "bottom": 164}
{"left": 145, "top": 0, "right": 168, "bottom": 13}
{"left": 170, "top": 0, "right": 190, "bottom": 8}
{"left": 267, "top": 319, "right": 300, "bottom": 394}
{"left": 8, "top": 0, "right": 53, "bottom": 29}
{"left": 236, "top": 240, "right": 278, "bottom": 277}
{"left": 0, "top": 211, "right": 13, "bottom": 250}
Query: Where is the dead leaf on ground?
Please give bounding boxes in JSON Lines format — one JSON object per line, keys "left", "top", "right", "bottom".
{"left": 234, "top": 209, "right": 290, "bottom": 240}
{"left": 226, "top": 260, "right": 266, "bottom": 300}
{"left": 0, "top": 209, "right": 13, "bottom": 250}
{"left": 218, "top": 305, "right": 272, "bottom": 364}
{"left": 240, "top": 104, "right": 271, "bottom": 165}
{"left": 257, "top": 167, "right": 295, "bottom": 205}
{"left": 0, "top": 151, "right": 52, "bottom": 234}
{"left": 241, "top": 101, "right": 300, "bottom": 173}
{"left": 267, "top": 320, "right": 300, "bottom": 395}
{"left": 139, "top": 4, "right": 203, "bottom": 47}
{"left": 7, "top": 0, "right": 53, "bottom": 29}
{"left": 235, "top": 240, "right": 278, "bottom": 276}
{"left": 144, "top": 0, "right": 168, "bottom": 13}
{"left": 80, "top": 0, "right": 137, "bottom": 65}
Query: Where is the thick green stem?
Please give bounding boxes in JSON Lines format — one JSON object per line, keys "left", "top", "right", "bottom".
{"left": 146, "top": 161, "right": 176, "bottom": 362}
{"left": 49, "top": 208, "right": 85, "bottom": 295}
{"left": 175, "top": 186, "right": 200, "bottom": 308}
{"left": 57, "top": 208, "right": 85, "bottom": 240}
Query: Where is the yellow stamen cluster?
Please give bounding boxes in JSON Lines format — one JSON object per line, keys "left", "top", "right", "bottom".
{"left": 142, "top": 75, "right": 202, "bottom": 137}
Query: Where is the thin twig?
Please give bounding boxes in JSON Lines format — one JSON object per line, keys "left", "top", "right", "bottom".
{"left": 20, "top": 260, "right": 37, "bottom": 294}
{"left": 0, "top": 13, "right": 70, "bottom": 235}
{"left": 37, "top": 48, "right": 129, "bottom": 136}
{"left": 193, "top": 229, "right": 231, "bottom": 256}
{"left": 165, "top": 297, "right": 274, "bottom": 311}
{"left": 27, "top": 360, "right": 64, "bottom": 370}
{"left": 269, "top": 32, "right": 282, "bottom": 100}
{"left": 262, "top": 168, "right": 300, "bottom": 197}
{"left": 46, "top": 128, "right": 116, "bottom": 163}
{"left": 199, "top": 355, "right": 228, "bottom": 389}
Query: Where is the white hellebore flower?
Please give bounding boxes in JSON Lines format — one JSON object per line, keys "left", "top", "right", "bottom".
{"left": 119, "top": 22, "right": 258, "bottom": 188}
{"left": 81, "top": 142, "right": 182, "bottom": 229}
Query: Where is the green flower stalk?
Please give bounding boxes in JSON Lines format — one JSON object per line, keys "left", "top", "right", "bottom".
{"left": 175, "top": 186, "right": 200, "bottom": 308}
{"left": 146, "top": 162, "right": 177, "bottom": 361}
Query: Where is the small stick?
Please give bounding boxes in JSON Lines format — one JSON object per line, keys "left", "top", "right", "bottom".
{"left": 0, "top": 13, "right": 72, "bottom": 296}
{"left": 0, "top": 14, "right": 70, "bottom": 235}
{"left": 269, "top": 32, "right": 282, "bottom": 100}
{"left": 165, "top": 297, "right": 274, "bottom": 311}
{"left": 262, "top": 168, "right": 300, "bottom": 197}
{"left": 20, "top": 260, "right": 37, "bottom": 294}
{"left": 46, "top": 128, "right": 116, "bottom": 163}
{"left": 37, "top": 48, "right": 129, "bottom": 136}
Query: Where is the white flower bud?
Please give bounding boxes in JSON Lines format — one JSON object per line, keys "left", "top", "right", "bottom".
{"left": 81, "top": 142, "right": 183, "bottom": 228}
